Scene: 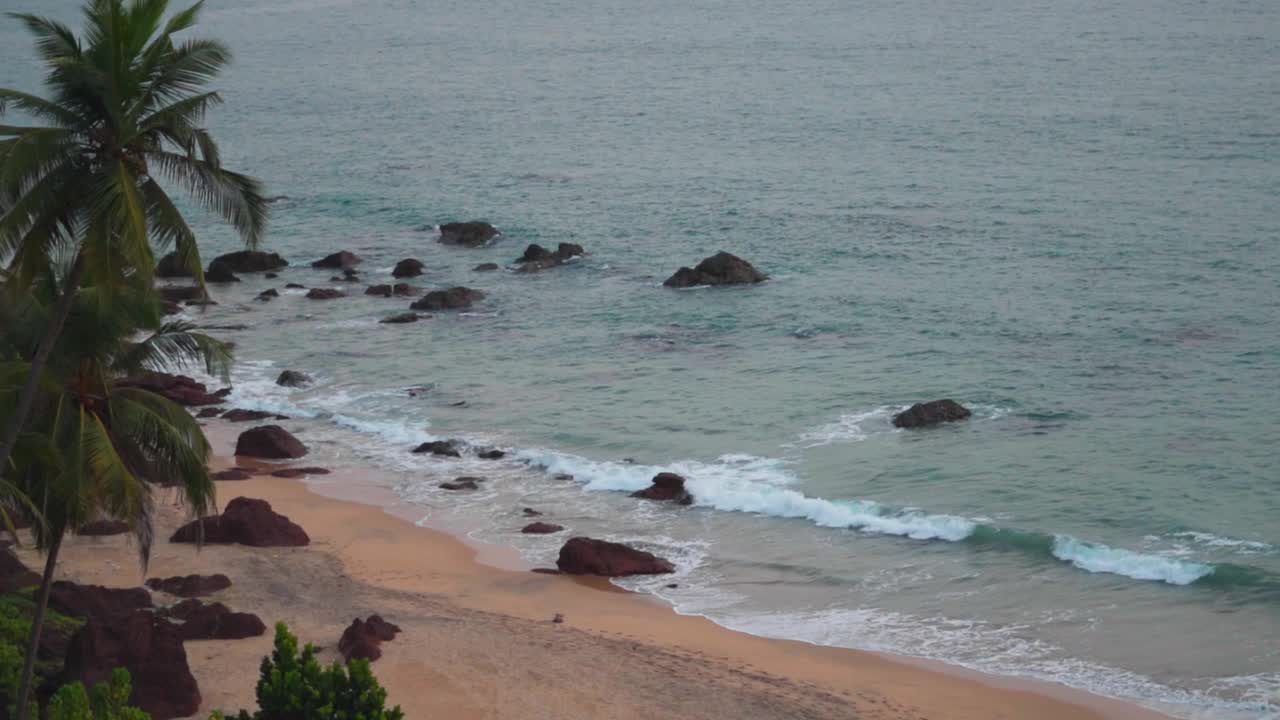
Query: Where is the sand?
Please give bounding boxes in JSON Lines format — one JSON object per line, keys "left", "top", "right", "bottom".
{"left": 11, "top": 429, "right": 1172, "bottom": 720}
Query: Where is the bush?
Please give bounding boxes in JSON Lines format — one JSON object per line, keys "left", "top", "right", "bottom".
{"left": 46, "top": 669, "right": 149, "bottom": 720}
{"left": 0, "top": 593, "right": 84, "bottom": 718}
{"left": 218, "top": 623, "right": 403, "bottom": 720}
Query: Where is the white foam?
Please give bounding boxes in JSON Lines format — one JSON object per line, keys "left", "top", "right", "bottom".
{"left": 794, "top": 402, "right": 1011, "bottom": 448}
{"left": 1052, "top": 535, "right": 1214, "bottom": 585}
{"left": 1172, "top": 531, "right": 1275, "bottom": 555}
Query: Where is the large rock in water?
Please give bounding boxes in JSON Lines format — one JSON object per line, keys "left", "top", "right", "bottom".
{"left": 235, "top": 425, "right": 307, "bottom": 458}
{"left": 891, "top": 399, "right": 972, "bottom": 429}
{"left": 120, "top": 371, "right": 223, "bottom": 406}
{"left": 521, "top": 522, "right": 564, "bottom": 535}
{"left": 438, "top": 221, "right": 499, "bottom": 247}
{"left": 204, "top": 259, "right": 240, "bottom": 283}
{"left": 155, "top": 252, "right": 194, "bottom": 278}
{"left": 392, "top": 258, "right": 425, "bottom": 278}
{"left": 160, "top": 599, "right": 265, "bottom": 640}
{"left": 630, "top": 472, "right": 693, "bottom": 505}
{"left": 170, "top": 497, "right": 310, "bottom": 547}
{"left": 156, "top": 285, "right": 203, "bottom": 303}
{"left": 306, "top": 287, "right": 344, "bottom": 300}
{"left": 410, "top": 287, "right": 485, "bottom": 311}
{"left": 556, "top": 537, "right": 675, "bottom": 577}
{"left": 663, "top": 251, "right": 767, "bottom": 288}
{"left": 312, "top": 251, "right": 360, "bottom": 269}
{"left": 412, "top": 440, "right": 461, "bottom": 457}
{"left": 515, "top": 242, "right": 586, "bottom": 272}
{"left": 276, "top": 369, "right": 312, "bottom": 387}
{"left": 145, "top": 574, "right": 232, "bottom": 598}
{"left": 222, "top": 409, "right": 279, "bottom": 423}
{"left": 338, "top": 615, "right": 401, "bottom": 662}
{"left": 211, "top": 250, "right": 288, "bottom": 273}
{"left": 62, "top": 610, "right": 200, "bottom": 720}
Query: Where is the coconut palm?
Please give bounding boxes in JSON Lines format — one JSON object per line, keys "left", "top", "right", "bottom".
{"left": 0, "top": 267, "right": 228, "bottom": 720}
{"left": 0, "top": 0, "right": 267, "bottom": 487}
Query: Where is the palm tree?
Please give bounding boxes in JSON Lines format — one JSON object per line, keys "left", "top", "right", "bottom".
{"left": 0, "top": 267, "right": 228, "bottom": 720}
{"left": 0, "top": 0, "right": 267, "bottom": 484}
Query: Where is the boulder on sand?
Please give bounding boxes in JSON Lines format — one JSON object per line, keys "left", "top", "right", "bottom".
{"left": 211, "top": 250, "right": 288, "bottom": 273}
{"left": 311, "top": 251, "right": 361, "bottom": 269}
{"left": 663, "top": 251, "right": 767, "bottom": 288}
{"left": 891, "top": 399, "right": 972, "bottom": 429}
{"left": 555, "top": 537, "right": 675, "bottom": 577}
{"left": 145, "top": 574, "right": 232, "bottom": 598}
{"left": 161, "top": 599, "right": 265, "bottom": 640}
{"left": 276, "top": 370, "right": 312, "bottom": 387}
{"left": 438, "top": 221, "right": 499, "bottom": 247}
{"left": 235, "top": 425, "right": 307, "bottom": 459}
{"left": 170, "top": 497, "right": 309, "bottom": 547}
{"left": 412, "top": 440, "right": 461, "bottom": 457}
{"left": 410, "top": 287, "right": 485, "bottom": 311}
{"left": 392, "top": 258, "right": 425, "bottom": 278}
{"left": 338, "top": 615, "right": 401, "bottom": 662}
{"left": 630, "top": 472, "right": 693, "bottom": 505}
{"left": 521, "top": 522, "right": 564, "bottom": 534}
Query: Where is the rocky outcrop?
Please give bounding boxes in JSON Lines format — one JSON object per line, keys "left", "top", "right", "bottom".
{"left": 160, "top": 599, "right": 265, "bottom": 640}
{"left": 211, "top": 468, "right": 252, "bottom": 481}
{"left": 276, "top": 370, "right": 311, "bottom": 387}
{"left": 145, "top": 574, "right": 232, "bottom": 598}
{"left": 663, "top": 252, "right": 767, "bottom": 288}
{"left": 438, "top": 221, "right": 499, "bottom": 247}
{"left": 48, "top": 582, "right": 153, "bottom": 624}
{"left": 473, "top": 263, "right": 500, "bottom": 272}
{"left": 380, "top": 312, "right": 422, "bottom": 324}
{"left": 337, "top": 615, "right": 400, "bottom": 662}
{"left": 515, "top": 243, "right": 586, "bottom": 272}
{"left": 439, "top": 477, "right": 482, "bottom": 491}
{"left": 120, "top": 372, "right": 222, "bottom": 406}
{"left": 412, "top": 440, "right": 461, "bottom": 457}
{"left": 555, "top": 537, "right": 675, "bottom": 577}
{"left": 256, "top": 289, "right": 278, "bottom": 301}
{"left": 62, "top": 610, "right": 200, "bottom": 720}
{"left": 221, "top": 409, "right": 279, "bottom": 423}
{"left": 410, "top": 287, "right": 485, "bottom": 311}
{"left": 78, "top": 520, "right": 130, "bottom": 536}
{"left": 170, "top": 497, "right": 310, "bottom": 547}
{"left": 630, "top": 472, "right": 693, "bottom": 505}
{"left": 311, "top": 251, "right": 361, "bottom": 269}
{"left": 521, "top": 522, "right": 564, "bottom": 534}
{"left": 392, "top": 258, "right": 425, "bottom": 278}
{"left": 155, "top": 253, "right": 194, "bottom": 278}
{"left": 891, "top": 399, "right": 972, "bottom": 429}
{"left": 306, "top": 288, "right": 344, "bottom": 300}
{"left": 211, "top": 250, "right": 288, "bottom": 273}
{"left": 204, "top": 259, "right": 240, "bottom": 283}
{"left": 234, "top": 425, "right": 307, "bottom": 459}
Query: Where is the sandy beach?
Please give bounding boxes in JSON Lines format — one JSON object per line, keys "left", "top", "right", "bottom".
{"left": 4, "top": 422, "right": 1174, "bottom": 720}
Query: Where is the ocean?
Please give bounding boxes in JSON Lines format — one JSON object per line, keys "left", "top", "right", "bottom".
{"left": 3, "top": 0, "right": 1278, "bottom": 716}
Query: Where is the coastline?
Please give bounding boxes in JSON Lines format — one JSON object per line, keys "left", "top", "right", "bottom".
{"left": 15, "top": 420, "right": 1173, "bottom": 720}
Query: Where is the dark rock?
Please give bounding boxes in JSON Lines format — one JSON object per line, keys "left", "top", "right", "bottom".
{"left": 555, "top": 537, "right": 675, "bottom": 577}
{"left": 473, "top": 263, "right": 500, "bottom": 272}
{"left": 62, "top": 610, "right": 200, "bottom": 720}
{"left": 0, "top": 549, "right": 40, "bottom": 593}
{"left": 155, "top": 252, "right": 197, "bottom": 278}
{"left": 256, "top": 289, "right": 278, "bottom": 301}
{"left": 412, "top": 440, "right": 461, "bottom": 458}
{"left": 222, "top": 409, "right": 277, "bottom": 423}
{"left": 449, "top": 400, "right": 468, "bottom": 407}
{"left": 439, "top": 478, "right": 480, "bottom": 490}
{"left": 477, "top": 449, "right": 505, "bottom": 460}
{"left": 521, "top": 508, "right": 543, "bottom": 517}
{"left": 145, "top": 574, "right": 232, "bottom": 598}
{"left": 170, "top": 497, "right": 309, "bottom": 547}
{"left": 392, "top": 258, "right": 425, "bottom": 278}
{"left": 514, "top": 242, "right": 587, "bottom": 273}
{"left": 312, "top": 251, "right": 361, "bottom": 269}
{"left": 161, "top": 300, "right": 181, "bottom": 315}
{"left": 630, "top": 472, "right": 694, "bottom": 505}
{"left": 213, "top": 387, "right": 233, "bottom": 398}
{"left": 195, "top": 407, "right": 223, "bottom": 418}
{"left": 665, "top": 583, "right": 679, "bottom": 589}
{"left": 891, "top": 399, "right": 972, "bottom": 429}
{"left": 161, "top": 599, "right": 265, "bottom": 640}
{"left": 306, "top": 288, "right": 343, "bottom": 300}
{"left": 380, "top": 312, "right": 421, "bottom": 324}
{"left": 234, "top": 425, "right": 307, "bottom": 459}
{"left": 663, "top": 251, "right": 767, "bottom": 288}
{"left": 121, "top": 371, "right": 221, "bottom": 406}
{"left": 365, "top": 284, "right": 393, "bottom": 297}
{"left": 530, "top": 568, "right": 561, "bottom": 575}
{"left": 156, "top": 285, "right": 203, "bottom": 303}
{"left": 48, "top": 582, "right": 153, "bottom": 623}
{"left": 556, "top": 242, "right": 585, "bottom": 259}
{"left": 343, "top": 267, "right": 359, "bottom": 279}
{"left": 410, "top": 286, "right": 485, "bottom": 311}
{"left": 522, "top": 522, "right": 564, "bottom": 534}
{"left": 184, "top": 298, "right": 217, "bottom": 307}
{"left": 204, "top": 259, "right": 240, "bottom": 283}
{"left": 552, "top": 473, "right": 574, "bottom": 481}
{"left": 338, "top": 616, "right": 400, "bottom": 663}
{"left": 211, "top": 468, "right": 253, "bottom": 481}
{"left": 265, "top": 272, "right": 279, "bottom": 279}
{"left": 269, "top": 467, "right": 331, "bottom": 478}
{"left": 78, "top": 520, "right": 130, "bottom": 536}
{"left": 276, "top": 370, "right": 312, "bottom": 387}
{"left": 438, "top": 221, "right": 499, "bottom": 247}
{"left": 285, "top": 283, "right": 306, "bottom": 289}
{"left": 517, "top": 244, "right": 556, "bottom": 264}
{"left": 211, "top": 250, "right": 288, "bottom": 273}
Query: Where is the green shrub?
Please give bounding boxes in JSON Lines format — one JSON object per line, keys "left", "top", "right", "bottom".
{"left": 218, "top": 623, "right": 403, "bottom": 720}
{"left": 46, "top": 669, "right": 148, "bottom": 720}
{"left": 0, "top": 593, "right": 84, "bottom": 718}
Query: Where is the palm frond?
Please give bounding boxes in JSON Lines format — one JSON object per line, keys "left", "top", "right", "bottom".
{"left": 147, "top": 150, "right": 268, "bottom": 247}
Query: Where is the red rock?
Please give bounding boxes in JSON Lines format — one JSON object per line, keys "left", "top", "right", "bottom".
{"left": 235, "top": 425, "right": 307, "bottom": 459}
{"left": 212, "top": 468, "right": 253, "bottom": 481}
{"left": 120, "top": 371, "right": 221, "bottom": 406}
{"left": 555, "top": 537, "right": 675, "bottom": 577}
{"left": 170, "top": 497, "right": 309, "bottom": 547}
{"left": 196, "top": 407, "right": 223, "bottom": 418}
{"left": 521, "top": 522, "right": 564, "bottom": 534}
{"left": 48, "top": 582, "right": 153, "bottom": 623}
{"left": 222, "top": 408, "right": 278, "bottom": 422}
{"left": 78, "top": 520, "right": 130, "bottom": 536}
{"left": 337, "top": 615, "right": 401, "bottom": 663}
{"left": 161, "top": 599, "right": 265, "bottom": 640}
{"left": 63, "top": 610, "right": 201, "bottom": 720}
{"left": 630, "top": 472, "right": 694, "bottom": 505}
{"left": 269, "top": 467, "right": 331, "bottom": 478}
{"left": 145, "top": 574, "right": 232, "bottom": 598}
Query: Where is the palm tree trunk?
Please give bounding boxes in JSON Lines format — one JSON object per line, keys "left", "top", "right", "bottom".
{"left": 0, "top": 258, "right": 85, "bottom": 477}
{"left": 13, "top": 531, "right": 63, "bottom": 720}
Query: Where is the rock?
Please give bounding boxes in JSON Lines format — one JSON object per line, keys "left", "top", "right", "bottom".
{"left": 410, "top": 286, "right": 485, "bottom": 311}
{"left": 222, "top": 409, "right": 278, "bottom": 423}
{"left": 517, "top": 244, "right": 556, "bottom": 264}
{"left": 211, "top": 250, "right": 288, "bottom": 273}
{"left": 306, "top": 288, "right": 344, "bottom": 300}
{"left": 412, "top": 440, "right": 461, "bottom": 457}
{"left": 556, "top": 242, "right": 585, "bottom": 259}
{"left": 365, "top": 284, "right": 392, "bottom": 297}
{"left": 477, "top": 449, "right": 505, "bottom": 460}
{"left": 161, "top": 599, "right": 265, "bottom": 640}
{"left": 195, "top": 407, "right": 223, "bottom": 418}
{"left": 204, "top": 259, "right": 240, "bottom": 283}
{"left": 343, "top": 267, "right": 360, "bottom": 279}
{"left": 530, "top": 568, "right": 561, "bottom": 575}
{"left": 552, "top": 613, "right": 564, "bottom": 624}
{"left": 663, "top": 251, "right": 767, "bottom": 288}
{"left": 155, "top": 253, "right": 191, "bottom": 278}
{"left": 161, "top": 300, "right": 181, "bottom": 315}
{"left": 145, "top": 574, "right": 232, "bottom": 598}
{"left": 213, "top": 387, "right": 233, "bottom": 398}
{"left": 449, "top": 400, "right": 468, "bottom": 407}
{"left": 521, "top": 522, "right": 564, "bottom": 534}
{"left": 234, "top": 425, "right": 307, "bottom": 459}
{"left": 473, "top": 263, "right": 500, "bottom": 272}
{"left": 392, "top": 258, "right": 425, "bottom": 278}
{"left": 891, "top": 399, "right": 972, "bottom": 429}
{"left": 265, "top": 272, "right": 279, "bottom": 279}
{"left": 439, "top": 477, "right": 481, "bottom": 491}
{"left": 555, "top": 537, "right": 675, "bottom": 577}
{"left": 521, "top": 508, "right": 543, "bottom": 517}
{"left": 630, "top": 472, "right": 694, "bottom": 505}
{"left": 514, "top": 242, "right": 586, "bottom": 272}
{"left": 211, "top": 468, "right": 252, "bottom": 481}
{"left": 63, "top": 610, "right": 200, "bottom": 720}
{"left": 337, "top": 615, "right": 401, "bottom": 663}
{"left": 184, "top": 298, "right": 216, "bottom": 307}
{"left": 269, "top": 467, "right": 331, "bottom": 478}
{"left": 285, "top": 283, "right": 306, "bottom": 289}
{"left": 553, "top": 473, "right": 574, "bottom": 481}
{"left": 48, "top": 582, "right": 153, "bottom": 623}
{"left": 156, "top": 285, "right": 204, "bottom": 303}
{"left": 256, "top": 289, "right": 278, "bottom": 301}
{"left": 121, "top": 371, "right": 221, "bottom": 406}
{"left": 276, "top": 370, "right": 312, "bottom": 387}
{"left": 78, "top": 520, "right": 130, "bottom": 536}
{"left": 380, "top": 312, "right": 421, "bottom": 324}
{"left": 0, "top": 549, "right": 40, "bottom": 593}
{"left": 170, "top": 497, "right": 309, "bottom": 547}
{"left": 438, "top": 221, "right": 499, "bottom": 247}
{"left": 311, "top": 251, "right": 361, "bottom": 269}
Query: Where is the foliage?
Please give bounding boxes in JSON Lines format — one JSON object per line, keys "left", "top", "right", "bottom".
{"left": 46, "top": 669, "right": 149, "bottom": 720}
{"left": 0, "top": 593, "right": 83, "bottom": 718}
{"left": 217, "top": 623, "right": 404, "bottom": 720}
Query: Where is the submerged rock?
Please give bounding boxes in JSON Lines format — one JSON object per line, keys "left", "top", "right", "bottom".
{"left": 312, "top": 251, "right": 361, "bottom": 269}
{"left": 306, "top": 288, "right": 344, "bottom": 300}
{"left": 521, "top": 522, "right": 564, "bottom": 535}
{"left": 439, "top": 477, "right": 482, "bottom": 491}
{"left": 211, "top": 250, "right": 288, "bottom": 273}
{"left": 556, "top": 537, "right": 675, "bottom": 577}
{"left": 473, "top": 263, "right": 500, "bottom": 272}
{"left": 392, "top": 258, "right": 425, "bottom": 278}
{"left": 514, "top": 242, "right": 586, "bottom": 272}
{"left": 630, "top": 472, "right": 693, "bottom": 505}
{"left": 234, "top": 425, "right": 307, "bottom": 459}
{"left": 410, "top": 286, "right": 485, "bottom": 311}
{"left": 438, "top": 221, "right": 499, "bottom": 247}
{"left": 412, "top": 440, "right": 462, "bottom": 457}
{"left": 380, "top": 312, "right": 422, "bottom": 324}
{"left": 891, "top": 399, "right": 972, "bottom": 429}
{"left": 204, "top": 259, "right": 240, "bottom": 283}
{"left": 663, "top": 251, "right": 766, "bottom": 288}
{"left": 221, "top": 409, "right": 278, "bottom": 423}
{"left": 276, "top": 370, "right": 312, "bottom": 387}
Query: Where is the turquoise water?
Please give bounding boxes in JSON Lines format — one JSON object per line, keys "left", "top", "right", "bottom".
{"left": 4, "top": 0, "right": 1279, "bottom": 715}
